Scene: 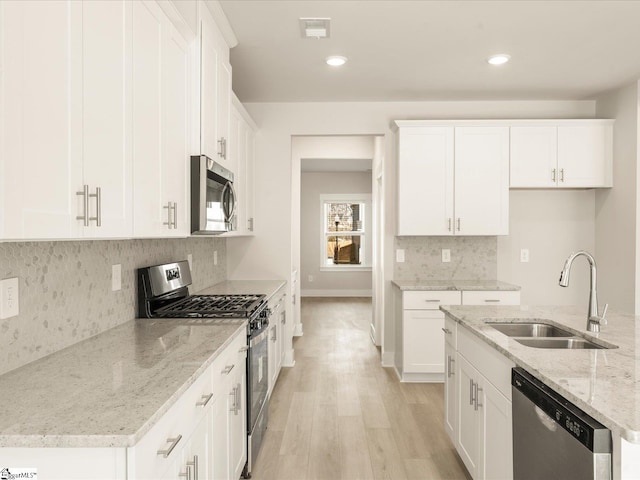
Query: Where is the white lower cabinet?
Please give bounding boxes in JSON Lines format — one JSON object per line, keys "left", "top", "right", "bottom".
{"left": 449, "top": 321, "right": 514, "bottom": 480}
{"left": 267, "top": 286, "right": 287, "bottom": 396}
{"left": 443, "top": 316, "right": 457, "bottom": 444}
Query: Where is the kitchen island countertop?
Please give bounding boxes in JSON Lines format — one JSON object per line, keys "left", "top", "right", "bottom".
{"left": 440, "top": 304, "right": 640, "bottom": 443}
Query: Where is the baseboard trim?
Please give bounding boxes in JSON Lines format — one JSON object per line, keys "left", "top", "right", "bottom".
{"left": 301, "top": 289, "right": 372, "bottom": 297}
{"left": 293, "top": 323, "right": 303, "bottom": 336}
{"left": 381, "top": 351, "right": 394, "bottom": 367}
{"left": 400, "top": 372, "right": 445, "bottom": 383}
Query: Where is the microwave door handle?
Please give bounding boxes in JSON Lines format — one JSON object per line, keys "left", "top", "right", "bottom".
{"left": 227, "top": 181, "right": 237, "bottom": 220}
{"left": 221, "top": 181, "right": 232, "bottom": 221}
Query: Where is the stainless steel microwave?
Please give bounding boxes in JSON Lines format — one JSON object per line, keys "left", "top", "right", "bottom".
{"left": 190, "top": 155, "right": 236, "bottom": 235}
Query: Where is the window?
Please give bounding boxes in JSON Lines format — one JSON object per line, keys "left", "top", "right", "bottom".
{"left": 320, "top": 194, "right": 370, "bottom": 269}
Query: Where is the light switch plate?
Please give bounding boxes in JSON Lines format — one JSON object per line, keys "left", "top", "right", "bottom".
{"left": 0, "top": 277, "right": 19, "bottom": 319}
{"left": 396, "top": 249, "right": 405, "bottom": 263}
{"left": 520, "top": 249, "right": 530, "bottom": 263}
{"left": 112, "top": 264, "right": 121, "bottom": 291}
{"left": 308, "top": 275, "right": 314, "bottom": 282}
{"left": 442, "top": 249, "right": 451, "bottom": 263}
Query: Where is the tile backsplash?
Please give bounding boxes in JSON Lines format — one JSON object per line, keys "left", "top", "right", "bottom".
{"left": 0, "top": 237, "right": 226, "bottom": 375}
{"left": 394, "top": 236, "right": 497, "bottom": 282}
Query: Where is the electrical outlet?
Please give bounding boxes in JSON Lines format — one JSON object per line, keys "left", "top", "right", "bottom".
{"left": 520, "top": 249, "right": 530, "bottom": 263}
{"left": 442, "top": 249, "right": 451, "bottom": 263}
{"left": 0, "top": 277, "right": 19, "bottom": 319}
{"left": 111, "top": 264, "right": 121, "bottom": 291}
{"left": 396, "top": 249, "right": 405, "bottom": 263}
{"left": 308, "top": 275, "right": 314, "bottom": 282}
{"left": 214, "top": 250, "right": 218, "bottom": 266}
{"left": 187, "top": 254, "right": 193, "bottom": 270}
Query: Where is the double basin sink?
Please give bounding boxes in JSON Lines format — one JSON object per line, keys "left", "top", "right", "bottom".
{"left": 487, "top": 322, "right": 612, "bottom": 349}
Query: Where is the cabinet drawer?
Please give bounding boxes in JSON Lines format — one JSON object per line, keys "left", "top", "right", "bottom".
{"left": 403, "top": 290, "right": 462, "bottom": 310}
{"left": 457, "top": 325, "right": 514, "bottom": 399}
{"left": 129, "top": 360, "right": 215, "bottom": 480}
{"left": 443, "top": 315, "right": 457, "bottom": 348}
{"left": 461, "top": 290, "right": 520, "bottom": 306}
{"left": 213, "top": 331, "right": 247, "bottom": 394}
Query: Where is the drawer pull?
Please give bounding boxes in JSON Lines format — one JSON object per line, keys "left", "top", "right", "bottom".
{"left": 441, "top": 327, "right": 452, "bottom": 335}
{"left": 196, "top": 393, "right": 214, "bottom": 407}
{"left": 222, "top": 364, "right": 235, "bottom": 375}
{"left": 484, "top": 299, "right": 501, "bottom": 303}
{"left": 425, "top": 299, "right": 441, "bottom": 303}
{"left": 157, "top": 435, "right": 182, "bottom": 458}
{"left": 238, "top": 345, "right": 248, "bottom": 353}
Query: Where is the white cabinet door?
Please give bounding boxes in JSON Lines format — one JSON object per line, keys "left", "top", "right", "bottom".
{"left": 403, "top": 310, "right": 445, "bottom": 374}
{"left": 229, "top": 347, "right": 248, "bottom": 480}
{"left": 246, "top": 127, "right": 256, "bottom": 233}
{"left": 217, "top": 59, "right": 233, "bottom": 172}
{"left": 211, "top": 381, "right": 230, "bottom": 480}
{"left": 397, "top": 127, "right": 454, "bottom": 235}
{"left": 200, "top": 9, "right": 220, "bottom": 162}
{"left": 444, "top": 339, "right": 457, "bottom": 446}
{"left": 509, "top": 126, "right": 558, "bottom": 188}
{"left": 558, "top": 124, "right": 613, "bottom": 188}
{"left": 162, "top": 20, "right": 190, "bottom": 236}
{"left": 454, "top": 127, "right": 509, "bottom": 235}
{"left": 0, "top": 0, "right": 83, "bottom": 240}
{"left": 268, "top": 323, "right": 278, "bottom": 395}
{"left": 132, "top": 0, "right": 164, "bottom": 238}
{"left": 82, "top": 0, "right": 133, "bottom": 238}
{"left": 457, "top": 354, "right": 480, "bottom": 479}
{"left": 179, "top": 409, "right": 211, "bottom": 480}
{"left": 478, "top": 377, "right": 513, "bottom": 480}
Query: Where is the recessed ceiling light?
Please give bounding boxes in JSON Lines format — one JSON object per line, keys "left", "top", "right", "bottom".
{"left": 326, "top": 56, "right": 347, "bottom": 66}
{"left": 487, "top": 54, "right": 511, "bottom": 65}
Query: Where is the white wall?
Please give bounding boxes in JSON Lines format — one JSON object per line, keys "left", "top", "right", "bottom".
{"left": 301, "top": 172, "right": 372, "bottom": 295}
{"left": 497, "top": 190, "right": 595, "bottom": 306}
{"left": 594, "top": 81, "right": 639, "bottom": 314}
{"left": 225, "top": 99, "right": 596, "bottom": 364}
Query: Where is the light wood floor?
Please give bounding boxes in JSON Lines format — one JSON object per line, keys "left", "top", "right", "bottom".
{"left": 251, "top": 297, "right": 471, "bottom": 480}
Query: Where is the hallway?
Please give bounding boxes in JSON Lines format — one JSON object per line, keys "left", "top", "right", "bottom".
{"left": 251, "top": 297, "right": 470, "bottom": 480}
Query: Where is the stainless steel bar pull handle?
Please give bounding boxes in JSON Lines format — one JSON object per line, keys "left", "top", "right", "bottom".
{"left": 234, "top": 383, "right": 241, "bottom": 414}
{"left": 469, "top": 379, "right": 474, "bottom": 405}
{"left": 89, "top": 187, "right": 101, "bottom": 227}
{"left": 447, "top": 356, "right": 455, "bottom": 378}
{"left": 218, "top": 138, "right": 224, "bottom": 158}
{"left": 238, "top": 345, "right": 248, "bottom": 353}
{"left": 426, "top": 299, "right": 441, "bottom": 303}
{"left": 560, "top": 168, "right": 565, "bottom": 182}
{"left": 76, "top": 185, "right": 90, "bottom": 226}
{"left": 441, "top": 327, "right": 452, "bottom": 335}
{"left": 552, "top": 168, "right": 557, "bottom": 182}
{"left": 248, "top": 217, "right": 254, "bottom": 231}
{"left": 281, "top": 311, "right": 286, "bottom": 324}
{"left": 475, "top": 385, "right": 483, "bottom": 411}
{"left": 196, "top": 392, "right": 213, "bottom": 407}
{"left": 457, "top": 218, "right": 461, "bottom": 232}
{"left": 229, "top": 386, "right": 237, "bottom": 412}
{"left": 157, "top": 434, "right": 182, "bottom": 458}
{"left": 163, "top": 202, "right": 173, "bottom": 228}
{"left": 173, "top": 202, "right": 178, "bottom": 229}
{"left": 222, "top": 364, "right": 235, "bottom": 375}
{"left": 484, "top": 299, "right": 500, "bottom": 303}
{"left": 448, "top": 218, "right": 452, "bottom": 231}
{"left": 187, "top": 455, "right": 198, "bottom": 480}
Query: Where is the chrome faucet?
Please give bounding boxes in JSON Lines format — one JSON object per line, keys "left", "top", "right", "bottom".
{"left": 559, "top": 251, "right": 608, "bottom": 332}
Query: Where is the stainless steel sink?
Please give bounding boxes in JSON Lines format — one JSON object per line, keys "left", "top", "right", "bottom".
{"left": 488, "top": 322, "right": 573, "bottom": 338}
{"left": 515, "top": 338, "right": 605, "bottom": 349}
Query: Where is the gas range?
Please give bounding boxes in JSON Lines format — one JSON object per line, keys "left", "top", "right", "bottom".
{"left": 137, "top": 260, "right": 270, "bottom": 334}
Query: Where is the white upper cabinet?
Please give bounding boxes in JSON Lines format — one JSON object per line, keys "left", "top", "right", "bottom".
{"left": 0, "top": 0, "right": 83, "bottom": 239}
{"left": 200, "top": 5, "right": 233, "bottom": 172}
{"left": 1, "top": 0, "right": 133, "bottom": 240}
{"left": 396, "top": 122, "right": 509, "bottom": 236}
{"left": 132, "top": 0, "right": 190, "bottom": 238}
{"left": 455, "top": 127, "right": 509, "bottom": 235}
{"left": 510, "top": 120, "right": 613, "bottom": 188}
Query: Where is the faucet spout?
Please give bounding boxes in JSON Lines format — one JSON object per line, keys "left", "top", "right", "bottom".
{"left": 558, "top": 251, "right": 606, "bottom": 332}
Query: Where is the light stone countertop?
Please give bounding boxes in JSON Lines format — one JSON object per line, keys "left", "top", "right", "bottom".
{"left": 0, "top": 279, "right": 286, "bottom": 449}
{"left": 392, "top": 279, "right": 520, "bottom": 291}
{"left": 440, "top": 305, "right": 640, "bottom": 443}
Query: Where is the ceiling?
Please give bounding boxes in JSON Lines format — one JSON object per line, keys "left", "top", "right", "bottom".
{"left": 219, "top": 1, "right": 640, "bottom": 103}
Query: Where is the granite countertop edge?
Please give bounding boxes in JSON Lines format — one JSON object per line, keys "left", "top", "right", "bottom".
{"left": 440, "top": 305, "right": 640, "bottom": 444}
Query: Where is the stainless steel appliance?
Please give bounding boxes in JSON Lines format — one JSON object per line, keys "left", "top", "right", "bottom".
{"left": 191, "top": 155, "right": 236, "bottom": 235}
{"left": 137, "top": 260, "right": 270, "bottom": 479}
{"left": 512, "top": 368, "right": 611, "bottom": 480}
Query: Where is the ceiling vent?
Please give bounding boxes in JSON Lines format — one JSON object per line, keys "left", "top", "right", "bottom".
{"left": 300, "top": 18, "right": 331, "bottom": 39}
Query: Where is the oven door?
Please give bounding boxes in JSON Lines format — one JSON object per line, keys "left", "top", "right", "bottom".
{"left": 247, "top": 326, "right": 269, "bottom": 430}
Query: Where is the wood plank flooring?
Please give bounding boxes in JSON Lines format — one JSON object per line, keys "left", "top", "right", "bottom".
{"left": 251, "top": 297, "right": 470, "bottom": 480}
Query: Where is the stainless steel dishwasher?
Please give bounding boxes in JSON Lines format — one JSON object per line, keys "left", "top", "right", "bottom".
{"left": 512, "top": 368, "right": 611, "bottom": 480}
